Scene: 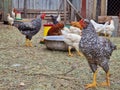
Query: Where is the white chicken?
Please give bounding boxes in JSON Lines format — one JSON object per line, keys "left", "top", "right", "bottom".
{"left": 61, "top": 30, "right": 83, "bottom": 56}
{"left": 90, "top": 19, "right": 115, "bottom": 38}
{"left": 102, "top": 19, "right": 115, "bottom": 37}
{"left": 7, "top": 13, "right": 14, "bottom": 26}
{"left": 90, "top": 19, "right": 109, "bottom": 35}
{"left": 63, "top": 26, "right": 82, "bottom": 35}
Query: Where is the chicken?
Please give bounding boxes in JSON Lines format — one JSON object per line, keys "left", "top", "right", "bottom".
{"left": 90, "top": 19, "right": 115, "bottom": 38}
{"left": 102, "top": 19, "right": 115, "bottom": 38}
{"left": 7, "top": 13, "right": 14, "bottom": 26}
{"left": 61, "top": 30, "right": 83, "bottom": 56}
{"left": 79, "top": 19, "right": 116, "bottom": 89}
{"left": 12, "top": 8, "right": 17, "bottom": 19}
{"left": 63, "top": 26, "right": 82, "bottom": 35}
{"left": 71, "top": 21, "right": 83, "bottom": 30}
{"left": 69, "top": 26, "right": 82, "bottom": 35}
{"left": 90, "top": 19, "right": 109, "bottom": 36}
{"left": 62, "top": 26, "right": 82, "bottom": 56}
{"left": 50, "top": 15, "right": 61, "bottom": 24}
{"left": 14, "top": 15, "right": 45, "bottom": 47}
{"left": 47, "top": 23, "right": 64, "bottom": 36}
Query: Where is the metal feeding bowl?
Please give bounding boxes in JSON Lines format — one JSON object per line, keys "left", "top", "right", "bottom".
{"left": 44, "top": 36, "right": 68, "bottom": 51}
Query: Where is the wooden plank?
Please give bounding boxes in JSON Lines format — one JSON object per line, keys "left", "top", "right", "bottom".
{"left": 96, "top": 0, "right": 101, "bottom": 21}
{"left": 64, "top": 0, "right": 67, "bottom": 23}
{"left": 93, "top": 0, "right": 97, "bottom": 19}
{"left": 3, "top": 0, "right": 12, "bottom": 21}
{"left": 0, "top": 0, "right": 4, "bottom": 21}
{"left": 13, "top": 0, "right": 64, "bottom": 10}
{"left": 81, "top": 0, "right": 86, "bottom": 18}
{"left": 112, "top": 16, "right": 119, "bottom": 37}
{"left": 24, "top": 0, "right": 27, "bottom": 18}
{"left": 101, "top": 0, "right": 107, "bottom": 15}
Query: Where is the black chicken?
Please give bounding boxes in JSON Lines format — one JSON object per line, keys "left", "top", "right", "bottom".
{"left": 14, "top": 15, "right": 44, "bottom": 47}
{"left": 79, "top": 19, "right": 116, "bottom": 88}
{"left": 50, "top": 15, "right": 59, "bottom": 24}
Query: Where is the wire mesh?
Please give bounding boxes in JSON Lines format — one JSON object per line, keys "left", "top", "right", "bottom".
{"left": 107, "top": 0, "right": 120, "bottom": 16}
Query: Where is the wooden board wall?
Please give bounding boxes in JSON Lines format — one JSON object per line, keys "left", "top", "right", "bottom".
{"left": 0, "top": 0, "right": 12, "bottom": 21}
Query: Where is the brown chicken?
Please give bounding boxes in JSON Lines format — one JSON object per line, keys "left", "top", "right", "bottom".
{"left": 71, "top": 20, "right": 84, "bottom": 30}
{"left": 79, "top": 19, "right": 116, "bottom": 89}
{"left": 47, "top": 23, "right": 64, "bottom": 36}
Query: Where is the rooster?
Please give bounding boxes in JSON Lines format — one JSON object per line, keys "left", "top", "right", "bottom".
{"left": 79, "top": 19, "right": 116, "bottom": 89}
{"left": 14, "top": 14, "right": 45, "bottom": 47}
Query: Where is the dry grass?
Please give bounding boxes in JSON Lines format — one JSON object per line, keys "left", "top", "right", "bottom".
{"left": 0, "top": 23, "right": 120, "bottom": 90}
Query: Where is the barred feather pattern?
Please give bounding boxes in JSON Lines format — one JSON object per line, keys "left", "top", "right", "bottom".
{"left": 14, "top": 17, "right": 41, "bottom": 40}
{"left": 79, "top": 22, "right": 116, "bottom": 72}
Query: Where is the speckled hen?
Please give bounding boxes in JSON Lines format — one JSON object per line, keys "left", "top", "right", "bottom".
{"left": 79, "top": 19, "right": 116, "bottom": 89}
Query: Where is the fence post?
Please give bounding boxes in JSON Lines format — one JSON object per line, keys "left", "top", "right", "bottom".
{"left": 81, "top": 0, "right": 86, "bottom": 18}
{"left": 24, "top": 0, "right": 27, "bottom": 18}
{"left": 96, "top": 0, "right": 101, "bottom": 22}
{"left": 64, "top": 0, "right": 67, "bottom": 24}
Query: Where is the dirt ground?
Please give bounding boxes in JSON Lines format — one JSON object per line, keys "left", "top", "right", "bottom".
{"left": 0, "top": 22, "right": 120, "bottom": 90}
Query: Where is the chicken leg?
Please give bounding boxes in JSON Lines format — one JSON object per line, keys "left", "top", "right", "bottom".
{"left": 85, "top": 70, "right": 97, "bottom": 88}
{"left": 100, "top": 71, "right": 110, "bottom": 86}
{"left": 77, "top": 51, "right": 83, "bottom": 56}
{"left": 28, "top": 40, "right": 33, "bottom": 47}
{"left": 25, "top": 39, "right": 29, "bottom": 46}
{"left": 25, "top": 39, "right": 33, "bottom": 47}
{"left": 68, "top": 46, "right": 73, "bottom": 56}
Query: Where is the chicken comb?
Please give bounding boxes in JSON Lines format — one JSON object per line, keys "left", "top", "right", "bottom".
{"left": 79, "top": 19, "right": 85, "bottom": 28}
{"left": 41, "top": 13, "right": 46, "bottom": 19}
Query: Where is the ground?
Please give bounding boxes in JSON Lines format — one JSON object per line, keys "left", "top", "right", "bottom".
{"left": 0, "top": 22, "right": 120, "bottom": 90}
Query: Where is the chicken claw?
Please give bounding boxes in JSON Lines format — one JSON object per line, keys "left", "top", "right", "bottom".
{"left": 25, "top": 39, "right": 33, "bottom": 47}
{"left": 85, "top": 70, "right": 98, "bottom": 89}
{"left": 28, "top": 41, "right": 33, "bottom": 47}
{"left": 68, "top": 53, "right": 73, "bottom": 57}
{"left": 100, "top": 71, "right": 110, "bottom": 87}
{"left": 25, "top": 39, "right": 29, "bottom": 47}
{"left": 100, "top": 82, "right": 110, "bottom": 86}
{"left": 77, "top": 51, "right": 83, "bottom": 57}
{"left": 85, "top": 82, "right": 97, "bottom": 88}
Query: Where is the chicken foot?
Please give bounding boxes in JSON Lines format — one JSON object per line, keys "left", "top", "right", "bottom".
{"left": 76, "top": 50, "right": 83, "bottom": 56}
{"left": 85, "top": 70, "right": 98, "bottom": 89}
{"left": 25, "top": 39, "right": 33, "bottom": 47}
{"left": 68, "top": 47, "right": 73, "bottom": 56}
{"left": 100, "top": 71, "right": 110, "bottom": 86}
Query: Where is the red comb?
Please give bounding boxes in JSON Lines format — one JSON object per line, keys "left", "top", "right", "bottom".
{"left": 41, "top": 13, "right": 46, "bottom": 19}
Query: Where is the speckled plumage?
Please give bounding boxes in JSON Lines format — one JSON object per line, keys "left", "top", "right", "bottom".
{"left": 14, "top": 16, "right": 41, "bottom": 40}
{"left": 79, "top": 22, "right": 116, "bottom": 73}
